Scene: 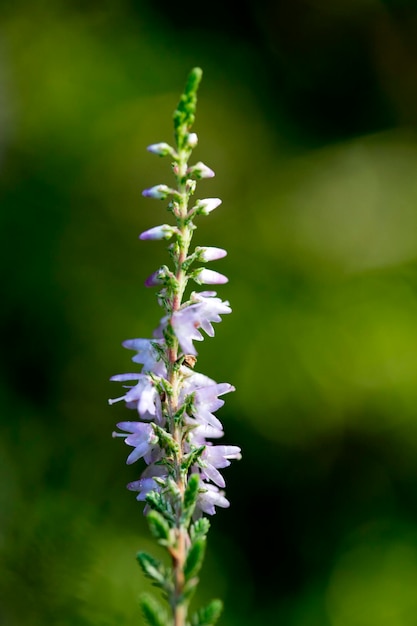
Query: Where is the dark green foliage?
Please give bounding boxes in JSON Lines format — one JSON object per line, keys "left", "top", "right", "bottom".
{"left": 190, "top": 599, "right": 223, "bottom": 626}
{"left": 140, "top": 593, "right": 171, "bottom": 626}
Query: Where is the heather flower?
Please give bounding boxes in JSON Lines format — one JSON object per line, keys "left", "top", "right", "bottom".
{"left": 109, "top": 373, "right": 162, "bottom": 422}
{"left": 122, "top": 338, "right": 166, "bottom": 375}
{"left": 109, "top": 67, "right": 240, "bottom": 626}
{"left": 198, "top": 445, "right": 242, "bottom": 487}
{"left": 170, "top": 296, "right": 231, "bottom": 355}
{"left": 112, "top": 421, "right": 159, "bottom": 465}
{"left": 196, "top": 482, "right": 230, "bottom": 515}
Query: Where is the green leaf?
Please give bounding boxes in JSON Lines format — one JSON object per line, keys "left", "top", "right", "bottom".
{"left": 184, "top": 537, "right": 206, "bottom": 580}
{"left": 147, "top": 510, "right": 171, "bottom": 544}
{"left": 136, "top": 551, "right": 168, "bottom": 588}
{"left": 182, "top": 473, "right": 200, "bottom": 526}
{"left": 140, "top": 593, "right": 171, "bottom": 626}
{"left": 191, "top": 599, "right": 223, "bottom": 626}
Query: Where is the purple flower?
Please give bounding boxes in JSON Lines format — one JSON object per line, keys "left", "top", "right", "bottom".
{"left": 170, "top": 294, "right": 231, "bottom": 355}
{"left": 113, "top": 421, "right": 159, "bottom": 464}
{"left": 191, "top": 382, "right": 235, "bottom": 429}
{"left": 109, "top": 373, "right": 162, "bottom": 422}
{"left": 122, "top": 338, "right": 166, "bottom": 375}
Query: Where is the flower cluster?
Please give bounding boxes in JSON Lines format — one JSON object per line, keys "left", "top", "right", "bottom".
{"left": 109, "top": 67, "right": 240, "bottom": 626}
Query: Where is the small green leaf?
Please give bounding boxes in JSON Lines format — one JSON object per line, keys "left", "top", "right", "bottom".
{"left": 184, "top": 473, "right": 200, "bottom": 509}
{"left": 191, "top": 599, "right": 223, "bottom": 626}
{"left": 140, "top": 593, "right": 171, "bottom": 626}
{"left": 147, "top": 510, "right": 171, "bottom": 544}
{"left": 190, "top": 517, "right": 210, "bottom": 541}
{"left": 184, "top": 537, "right": 206, "bottom": 580}
{"left": 145, "top": 491, "right": 175, "bottom": 523}
{"left": 152, "top": 423, "right": 180, "bottom": 454}
{"left": 137, "top": 551, "right": 168, "bottom": 588}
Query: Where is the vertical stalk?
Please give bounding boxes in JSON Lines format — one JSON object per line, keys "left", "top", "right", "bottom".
{"left": 167, "top": 152, "right": 193, "bottom": 626}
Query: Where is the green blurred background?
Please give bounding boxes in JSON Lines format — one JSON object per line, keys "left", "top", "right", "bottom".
{"left": 2, "top": 0, "right": 417, "bottom": 624}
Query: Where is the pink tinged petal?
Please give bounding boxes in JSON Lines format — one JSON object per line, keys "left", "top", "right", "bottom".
{"left": 139, "top": 224, "right": 176, "bottom": 240}
{"left": 196, "top": 246, "right": 227, "bottom": 262}
{"left": 194, "top": 409, "right": 223, "bottom": 430}
{"left": 191, "top": 423, "right": 224, "bottom": 440}
{"left": 115, "top": 421, "right": 142, "bottom": 433}
{"left": 194, "top": 268, "right": 228, "bottom": 285}
{"left": 188, "top": 161, "right": 215, "bottom": 179}
{"left": 126, "top": 441, "right": 153, "bottom": 464}
{"left": 110, "top": 373, "right": 142, "bottom": 382}
{"left": 181, "top": 371, "right": 217, "bottom": 394}
{"left": 138, "top": 385, "right": 158, "bottom": 417}
{"left": 194, "top": 197, "right": 222, "bottom": 215}
{"left": 142, "top": 184, "right": 175, "bottom": 199}
{"left": 201, "top": 464, "right": 226, "bottom": 488}
{"left": 210, "top": 445, "right": 242, "bottom": 465}
{"left": 171, "top": 311, "right": 204, "bottom": 355}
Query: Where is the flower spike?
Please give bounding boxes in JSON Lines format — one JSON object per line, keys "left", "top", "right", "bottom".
{"left": 109, "top": 67, "right": 240, "bottom": 626}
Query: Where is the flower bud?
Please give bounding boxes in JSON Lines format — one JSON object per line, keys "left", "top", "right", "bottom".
{"left": 196, "top": 246, "right": 227, "bottom": 261}
{"left": 142, "top": 184, "right": 176, "bottom": 200}
{"left": 146, "top": 142, "right": 176, "bottom": 157}
{"left": 187, "top": 161, "right": 215, "bottom": 179}
{"left": 139, "top": 224, "right": 176, "bottom": 240}
{"left": 193, "top": 198, "right": 222, "bottom": 215}
{"left": 193, "top": 268, "right": 228, "bottom": 285}
{"left": 187, "top": 132, "right": 198, "bottom": 148}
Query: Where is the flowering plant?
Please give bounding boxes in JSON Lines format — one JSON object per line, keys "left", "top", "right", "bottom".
{"left": 109, "top": 67, "right": 241, "bottom": 626}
